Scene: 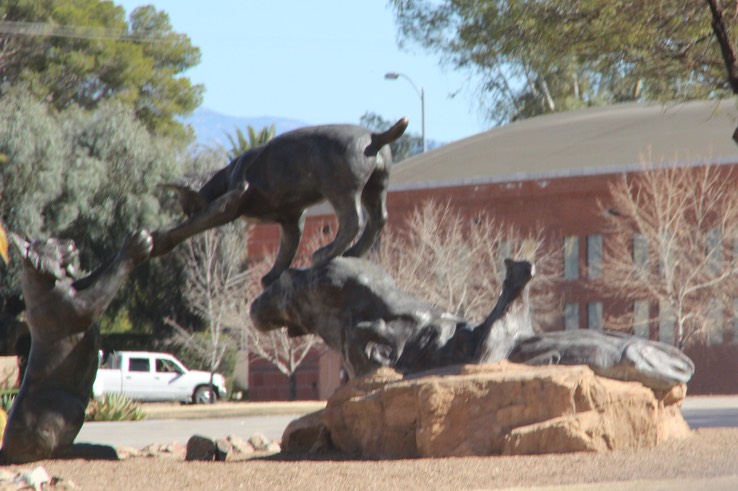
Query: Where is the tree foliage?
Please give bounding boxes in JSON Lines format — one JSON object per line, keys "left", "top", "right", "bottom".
{"left": 601, "top": 162, "right": 738, "bottom": 349}
{"left": 0, "top": 0, "right": 203, "bottom": 332}
{"left": 0, "top": 1, "right": 203, "bottom": 141}
{"left": 0, "top": 87, "right": 67, "bottom": 243}
{"left": 0, "top": 85, "right": 187, "bottom": 330}
{"left": 390, "top": 0, "right": 733, "bottom": 123}
{"left": 224, "top": 124, "right": 275, "bottom": 160}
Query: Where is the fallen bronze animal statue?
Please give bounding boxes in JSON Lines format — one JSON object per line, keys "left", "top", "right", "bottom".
{"left": 0, "top": 231, "right": 152, "bottom": 463}
{"left": 250, "top": 257, "right": 694, "bottom": 390}
{"left": 508, "top": 329, "right": 694, "bottom": 391}
{"left": 152, "top": 118, "right": 408, "bottom": 286}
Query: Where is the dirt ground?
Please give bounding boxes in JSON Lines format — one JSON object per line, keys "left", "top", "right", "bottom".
{"left": 5, "top": 427, "right": 738, "bottom": 491}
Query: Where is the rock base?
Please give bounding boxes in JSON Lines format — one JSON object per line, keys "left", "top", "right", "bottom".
{"left": 283, "top": 362, "right": 691, "bottom": 458}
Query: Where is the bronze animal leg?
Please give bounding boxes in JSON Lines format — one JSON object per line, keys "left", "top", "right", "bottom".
{"left": 312, "top": 194, "right": 363, "bottom": 265}
{"left": 261, "top": 212, "right": 306, "bottom": 287}
{"left": 344, "top": 172, "right": 388, "bottom": 258}
{"left": 150, "top": 187, "right": 247, "bottom": 257}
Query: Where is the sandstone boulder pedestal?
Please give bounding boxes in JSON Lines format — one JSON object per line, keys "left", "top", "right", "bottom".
{"left": 283, "top": 362, "right": 690, "bottom": 458}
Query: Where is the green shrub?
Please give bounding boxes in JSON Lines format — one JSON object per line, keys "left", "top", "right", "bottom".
{"left": 85, "top": 393, "right": 146, "bottom": 422}
{"left": 0, "top": 389, "right": 18, "bottom": 413}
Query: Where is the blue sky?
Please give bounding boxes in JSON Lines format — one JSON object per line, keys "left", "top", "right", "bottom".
{"left": 116, "top": 0, "right": 490, "bottom": 144}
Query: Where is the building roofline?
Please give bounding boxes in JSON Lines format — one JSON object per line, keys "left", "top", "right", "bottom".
{"left": 389, "top": 155, "right": 738, "bottom": 192}
{"left": 389, "top": 99, "right": 738, "bottom": 188}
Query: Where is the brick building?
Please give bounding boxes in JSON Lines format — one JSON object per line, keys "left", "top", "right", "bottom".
{"left": 247, "top": 100, "right": 738, "bottom": 398}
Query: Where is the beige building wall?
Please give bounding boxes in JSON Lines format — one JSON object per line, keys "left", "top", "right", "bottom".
{"left": 0, "top": 357, "right": 19, "bottom": 389}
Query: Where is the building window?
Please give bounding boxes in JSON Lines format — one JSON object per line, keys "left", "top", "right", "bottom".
{"left": 498, "top": 239, "right": 512, "bottom": 269}
{"left": 733, "top": 298, "right": 738, "bottom": 345}
{"left": 587, "top": 234, "right": 602, "bottom": 279}
{"left": 564, "top": 303, "right": 579, "bottom": 330}
{"left": 706, "top": 227, "right": 722, "bottom": 275}
{"left": 706, "top": 300, "right": 724, "bottom": 346}
{"left": 658, "top": 232, "right": 675, "bottom": 277}
{"left": 633, "top": 233, "right": 648, "bottom": 267}
{"left": 658, "top": 301, "right": 675, "bottom": 345}
{"left": 520, "top": 238, "right": 537, "bottom": 261}
{"left": 633, "top": 300, "right": 650, "bottom": 338}
{"left": 587, "top": 302, "right": 603, "bottom": 330}
{"left": 564, "top": 236, "right": 579, "bottom": 279}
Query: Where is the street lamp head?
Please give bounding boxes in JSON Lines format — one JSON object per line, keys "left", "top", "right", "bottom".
{"left": 383, "top": 70, "right": 426, "bottom": 152}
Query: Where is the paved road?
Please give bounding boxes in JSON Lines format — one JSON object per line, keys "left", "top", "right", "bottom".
{"left": 680, "top": 395, "right": 738, "bottom": 428}
{"left": 75, "top": 396, "right": 738, "bottom": 450}
{"left": 76, "top": 414, "right": 303, "bottom": 449}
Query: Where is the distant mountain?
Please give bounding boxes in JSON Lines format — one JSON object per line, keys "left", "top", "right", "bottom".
{"left": 181, "top": 107, "right": 308, "bottom": 150}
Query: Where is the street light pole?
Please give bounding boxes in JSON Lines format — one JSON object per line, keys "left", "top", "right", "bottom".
{"left": 384, "top": 72, "right": 426, "bottom": 153}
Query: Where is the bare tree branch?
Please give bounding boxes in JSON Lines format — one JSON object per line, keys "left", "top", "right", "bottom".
{"left": 372, "top": 200, "right": 562, "bottom": 330}
{"left": 166, "top": 223, "right": 249, "bottom": 400}
{"left": 223, "top": 233, "right": 327, "bottom": 400}
{"left": 601, "top": 161, "right": 738, "bottom": 349}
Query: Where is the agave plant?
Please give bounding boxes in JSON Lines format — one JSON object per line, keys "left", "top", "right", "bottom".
{"left": 85, "top": 394, "right": 146, "bottom": 422}
{"left": 0, "top": 389, "right": 17, "bottom": 413}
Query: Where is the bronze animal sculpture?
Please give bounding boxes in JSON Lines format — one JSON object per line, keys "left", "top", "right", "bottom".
{"left": 152, "top": 118, "right": 408, "bottom": 286}
{"left": 250, "top": 257, "right": 694, "bottom": 390}
{"left": 508, "top": 330, "right": 695, "bottom": 391}
{"left": 0, "top": 231, "right": 152, "bottom": 463}
{"left": 250, "top": 256, "right": 464, "bottom": 377}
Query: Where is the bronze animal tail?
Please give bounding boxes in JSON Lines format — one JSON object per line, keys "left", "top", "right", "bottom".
{"left": 364, "top": 117, "right": 409, "bottom": 156}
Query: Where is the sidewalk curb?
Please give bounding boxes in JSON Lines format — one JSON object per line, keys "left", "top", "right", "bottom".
{"left": 141, "top": 401, "right": 326, "bottom": 420}
{"left": 499, "top": 475, "right": 738, "bottom": 491}
{"left": 139, "top": 394, "right": 738, "bottom": 421}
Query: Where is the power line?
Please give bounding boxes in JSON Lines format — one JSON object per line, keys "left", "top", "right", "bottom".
{"left": 0, "top": 20, "right": 165, "bottom": 43}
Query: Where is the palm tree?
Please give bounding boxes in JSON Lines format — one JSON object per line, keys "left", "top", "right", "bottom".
{"left": 223, "top": 125, "right": 276, "bottom": 159}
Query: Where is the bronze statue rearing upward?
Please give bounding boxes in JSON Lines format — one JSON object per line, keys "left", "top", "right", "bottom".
{"left": 1, "top": 231, "right": 152, "bottom": 463}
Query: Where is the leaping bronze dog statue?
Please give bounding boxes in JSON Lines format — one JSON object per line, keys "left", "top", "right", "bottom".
{"left": 152, "top": 118, "right": 408, "bottom": 286}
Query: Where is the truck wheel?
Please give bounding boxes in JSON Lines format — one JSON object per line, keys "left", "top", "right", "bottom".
{"left": 193, "top": 385, "right": 216, "bottom": 404}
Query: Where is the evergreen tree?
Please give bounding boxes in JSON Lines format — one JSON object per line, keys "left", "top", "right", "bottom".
{"left": 0, "top": 1, "right": 203, "bottom": 141}
{"left": 390, "top": 1, "right": 729, "bottom": 123}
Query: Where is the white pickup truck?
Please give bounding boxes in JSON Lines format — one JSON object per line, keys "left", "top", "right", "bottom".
{"left": 93, "top": 351, "right": 227, "bottom": 404}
